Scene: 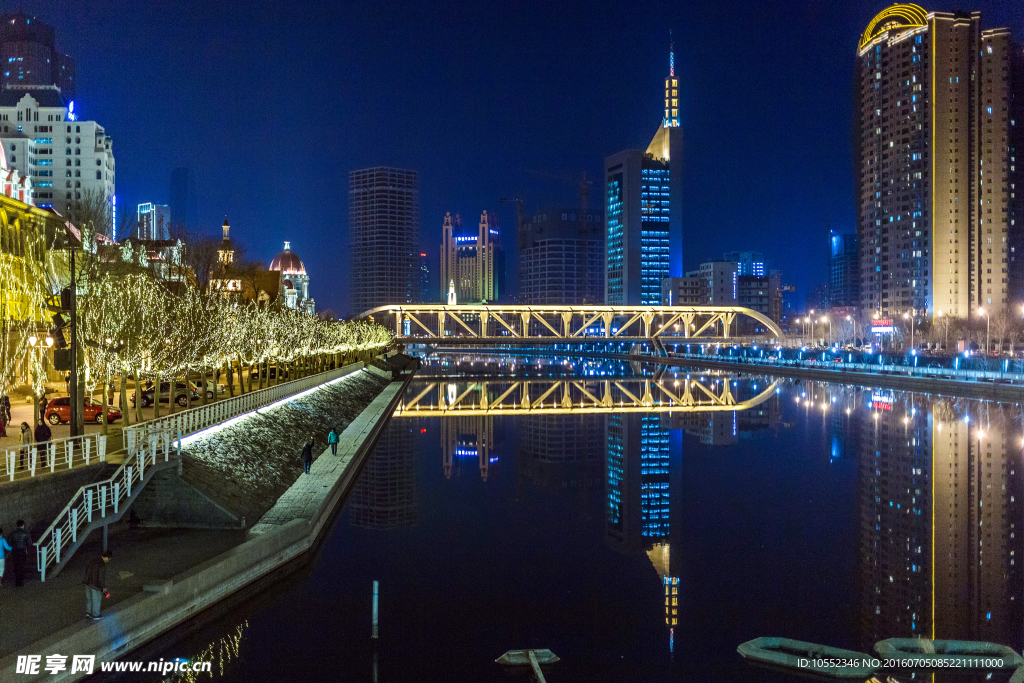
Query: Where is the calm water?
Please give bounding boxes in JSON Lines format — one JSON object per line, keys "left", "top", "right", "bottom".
{"left": 119, "top": 357, "right": 1023, "bottom": 682}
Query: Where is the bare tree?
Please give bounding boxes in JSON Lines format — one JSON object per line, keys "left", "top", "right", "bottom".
{"left": 169, "top": 223, "right": 221, "bottom": 294}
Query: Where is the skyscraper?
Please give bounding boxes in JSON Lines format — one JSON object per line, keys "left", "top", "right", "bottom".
{"left": 0, "top": 87, "right": 115, "bottom": 231}
{"left": 137, "top": 202, "right": 170, "bottom": 240}
{"left": 829, "top": 230, "right": 860, "bottom": 308}
{"left": 722, "top": 251, "right": 764, "bottom": 276}
{"left": 855, "top": 4, "right": 1023, "bottom": 319}
{"left": 169, "top": 167, "right": 199, "bottom": 232}
{"left": 418, "top": 253, "right": 431, "bottom": 303}
{"left": 439, "top": 210, "right": 504, "bottom": 304}
{"left": 349, "top": 167, "right": 419, "bottom": 314}
{"left": 518, "top": 206, "right": 604, "bottom": 304}
{"left": 0, "top": 13, "right": 75, "bottom": 100}
{"left": 604, "top": 43, "right": 683, "bottom": 305}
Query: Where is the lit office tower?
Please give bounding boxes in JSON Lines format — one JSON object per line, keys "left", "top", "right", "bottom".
{"left": 604, "top": 44, "right": 683, "bottom": 305}
{"left": 0, "top": 13, "right": 75, "bottom": 100}
{"left": 349, "top": 167, "right": 419, "bottom": 314}
{"left": 855, "top": 5, "right": 1023, "bottom": 319}
{"left": 137, "top": 203, "right": 170, "bottom": 240}
{"left": 439, "top": 210, "right": 504, "bottom": 304}
{"left": 829, "top": 231, "right": 860, "bottom": 308}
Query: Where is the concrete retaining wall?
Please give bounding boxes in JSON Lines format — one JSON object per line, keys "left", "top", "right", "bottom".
{"left": 0, "top": 363, "right": 416, "bottom": 682}
{"left": 0, "top": 465, "right": 116, "bottom": 540}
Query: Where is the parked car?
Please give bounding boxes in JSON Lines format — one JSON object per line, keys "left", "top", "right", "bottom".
{"left": 130, "top": 381, "right": 200, "bottom": 408}
{"left": 189, "top": 380, "right": 226, "bottom": 400}
{"left": 45, "top": 397, "right": 122, "bottom": 425}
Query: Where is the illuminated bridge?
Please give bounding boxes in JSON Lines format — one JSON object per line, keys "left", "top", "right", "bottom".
{"left": 359, "top": 305, "right": 784, "bottom": 350}
{"left": 393, "top": 376, "right": 779, "bottom": 417}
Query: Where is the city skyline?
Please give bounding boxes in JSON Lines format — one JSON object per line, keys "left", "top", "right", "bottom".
{"left": 7, "top": 0, "right": 1022, "bottom": 315}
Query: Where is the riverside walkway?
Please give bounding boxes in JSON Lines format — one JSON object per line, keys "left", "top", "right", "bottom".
{"left": 0, "top": 357, "right": 417, "bottom": 681}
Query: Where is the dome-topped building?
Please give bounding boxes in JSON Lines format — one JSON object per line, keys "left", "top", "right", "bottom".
{"left": 270, "top": 241, "right": 314, "bottom": 314}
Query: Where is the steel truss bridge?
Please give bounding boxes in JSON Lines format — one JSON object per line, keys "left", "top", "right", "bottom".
{"left": 393, "top": 375, "right": 779, "bottom": 417}
{"left": 360, "top": 305, "right": 783, "bottom": 349}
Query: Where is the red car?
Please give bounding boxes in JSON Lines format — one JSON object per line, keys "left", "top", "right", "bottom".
{"left": 44, "top": 397, "right": 122, "bottom": 425}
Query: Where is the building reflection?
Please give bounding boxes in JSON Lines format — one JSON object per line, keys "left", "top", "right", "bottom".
{"left": 518, "top": 414, "right": 603, "bottom": 489}
{"left": 350, "top": 425, "right": 418, "bottom": 530}
{"left": 855, "top": 392, "right": 1023, "bottom": 653}
{"left": 440, "top": 416, "right": 495, "bottom": 481}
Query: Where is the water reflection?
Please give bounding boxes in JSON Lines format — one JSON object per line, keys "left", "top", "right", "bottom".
{"left": 349, "top": 427, "right": 419, "bottom": 530}
{"left": 161, "top": 621, "right": 247, "bottom": 683}
{"left": 401, "top": 371, "right": 1024, "bottom": 665}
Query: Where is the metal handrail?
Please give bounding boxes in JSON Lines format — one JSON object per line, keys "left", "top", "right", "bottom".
{"left": 122, "top": 363, "right": 360, "bottom": 455}
{"left": 34, "top": 430, "right": 178, "bottom": 582}
{"left": 4, "top": 432, "right": 108, "bottom": 482}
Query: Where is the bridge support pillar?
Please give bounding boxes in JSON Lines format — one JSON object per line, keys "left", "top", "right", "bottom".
{"left": 480, "top": 311, "right": 489, "bottom": 337}
{"left": 682, "top": 314, "right": 694, "bottom": 338}
{"left": 723, "top": 313, "right": 736, "bottom": 339}
{"left": 561, "top": 312, "right": 573, "bottom": 337}
{"left": 395, "top": 311, "right": 403, "bottom": 335}
{"left": 642, "top": 312, "right": 655, "bottom": 338}
{"left": 602, "top": 313, "right": 614, "bottom": 338}
{"left": 438, "top": 311, "right": 445, "bottom": 336}
{"left": 520, "top": 311, "right": 531, "bottom": 336}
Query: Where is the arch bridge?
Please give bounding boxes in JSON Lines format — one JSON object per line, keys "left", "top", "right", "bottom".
{"left": 393, "top": 376, "right": 779, "bottom": 417}
{"left": 360, "top": 305, "right": 783, "bottom": 350}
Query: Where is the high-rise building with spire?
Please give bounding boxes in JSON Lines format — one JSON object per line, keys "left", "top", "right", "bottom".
{"left": 604, "top": 40, "right": 684, "bottom": 305}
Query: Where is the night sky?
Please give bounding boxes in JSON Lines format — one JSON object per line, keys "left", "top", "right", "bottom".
{"left": 21, "top": 0, "right": 1024, "bottom": 315}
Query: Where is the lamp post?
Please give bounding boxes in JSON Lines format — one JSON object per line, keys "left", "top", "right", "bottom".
{"left": 846, "top": 315, "right": 858, "bottom": 346}
{"left": 821, "top": 316, "right": 832, "bottom": 346}
{"left": 27, "top": 334, "right": 54, "bottom": 428}
{"left": 807, "top": 316, "right": 816, "bottom": 346}
{"left": 979, "top": 307, "right": 990, "bottom": 358}
{"left": 903, "top": 311, "right": 915, "bottom": 351}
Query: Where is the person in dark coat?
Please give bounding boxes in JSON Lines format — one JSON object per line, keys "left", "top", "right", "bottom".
{"left": 1, "top": 394, "right": 10, "bottom": 424}
{"left": 34, "top": 421, "right": 52, "bottom": 467}
{"left": 83, "top": 551, "right": 112, "bottom": 619}
{"left": 19, "top": 422, "right": 31, "bottom": 469}
{"left": 300, "top": 438, "right": 314, "bottom": 474}
{"left": 8, "top": 520, "right": 31, "bottom": 587}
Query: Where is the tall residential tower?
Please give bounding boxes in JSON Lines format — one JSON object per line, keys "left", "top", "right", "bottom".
{"left": 0, "top": 13, "right": 74, "bottom": 100}
{"left": 604, "top": 43, "right": 684, "bottom": 305}
{"left": 855, "top": 4, "right": 1022, "bottom": 319}
{"left": 349, "top": 167, "right": 419, "bottom": 315}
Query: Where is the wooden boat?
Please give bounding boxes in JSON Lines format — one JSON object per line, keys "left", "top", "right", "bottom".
{"left": 737, "top": 637, "right": 877, "bottom": 679}
{"left": 874, "top": 639, "right": 1023, "bottom": 669}
{"left": 495, "top": 649, "right": 560, "bottom": 666}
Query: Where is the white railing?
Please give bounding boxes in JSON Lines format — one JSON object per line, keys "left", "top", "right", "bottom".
{"left": 35, "top": 430, "right": 178, "bottom": 582}
{"left": 4, "top": 432, "right": 108, "bottom": 482}
{"left": 122, "top": 363, "right": 362, "bottom": 455}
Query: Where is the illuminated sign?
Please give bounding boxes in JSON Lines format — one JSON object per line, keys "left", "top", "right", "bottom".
{"left": 870, "top": 394, "right": 893, "bottom": 411}
{"left": 871, "top": 319, "right": 893, "bottom": 334}
{"left": 67, "top": 100, "right": 77, "bottom": 121}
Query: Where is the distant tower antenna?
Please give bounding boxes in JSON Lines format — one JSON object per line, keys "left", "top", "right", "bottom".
{"left": 669, "top": 30, "right": 674, "bottom": 78}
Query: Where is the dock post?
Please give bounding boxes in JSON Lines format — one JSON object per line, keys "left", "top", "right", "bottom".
{"left": 371, "top": 580, "right": 379, "bottom": 639}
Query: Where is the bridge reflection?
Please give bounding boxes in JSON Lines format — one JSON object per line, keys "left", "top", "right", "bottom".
{"left": 393, "top": 376, "right": 779, "bottom": 417}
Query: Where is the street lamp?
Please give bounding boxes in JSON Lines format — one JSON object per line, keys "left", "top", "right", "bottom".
{"left": 978, "top": 307, "right": 990, "bottom": 357}
{"left": 821, "top": 316, "right": 832, "bottom": 346}
{"left": 27, "top": 334, "right": 55, "bottom": 427}
{"left": 806, "top": 316, "right": 815, "bottom": 346}
{"left": 846, "top": 315, "right": 858, "bottom": 346}
{"left": 903, "top": 311, "right": 915, "bottom": 351}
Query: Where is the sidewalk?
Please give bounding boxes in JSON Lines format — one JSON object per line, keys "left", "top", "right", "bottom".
{"left": 0, "top": 525, "right": 245, "bottom": 659}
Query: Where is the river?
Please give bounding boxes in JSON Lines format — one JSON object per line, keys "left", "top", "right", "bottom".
{"left": 109, "top": 354, "right": 1023, "bottom": 682}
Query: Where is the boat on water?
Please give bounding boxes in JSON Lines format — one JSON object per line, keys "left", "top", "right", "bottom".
{"left": 874, "top": 639, "right": 1023, "bottom": 669}
{"left": 737, "top": 637, "right": 878, "bottom": 679}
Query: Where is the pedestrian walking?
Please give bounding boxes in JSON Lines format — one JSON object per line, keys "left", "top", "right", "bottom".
{"left": 108, "top": 383, "right": 115, "bottom": 406}
{"left": 34, "top": 421, "right": 51, "bottom": 468}
{"left": 2, "top": 394, "right": 11, "bottom": 424}
{"left": 327, "top": 427, "right": 340, "bottom": 456}
{"left": 0, "top": 413, "right": 6, "bottom": 438}
{"left": 300, "top": 438, "right": 314, "bottom": 474}
{"left": 83, "top": 551, "right": 112, "bottom": 619}
{"left": 8, "top": 520, "right": 31, "bottom": 587}
{"left": 0, "top": 528, "right": 11, "bottom": 588}
{"left": 19, "top": 422, "right": 31, "bottom": 469}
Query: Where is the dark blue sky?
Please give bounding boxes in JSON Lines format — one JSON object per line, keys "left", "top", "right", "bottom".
{"left": 22, "top": 0, "right": 1024, "bottom": 314}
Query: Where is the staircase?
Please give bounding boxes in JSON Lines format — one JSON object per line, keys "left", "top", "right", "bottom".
{"left": 34, "top": 431, "right": 180, "bottom": 582}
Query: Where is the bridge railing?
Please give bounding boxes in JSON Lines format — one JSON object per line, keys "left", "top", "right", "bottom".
{"left": 123, "top": 362, "right": 364, "bottom": 455}
{"left": 4, "top": 432, "right": 108, "bottom": 482}
{"left": 35, "top": 430, "right": 177, "bottom": 582}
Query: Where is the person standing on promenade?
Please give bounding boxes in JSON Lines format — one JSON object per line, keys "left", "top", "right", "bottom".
{"left": 3, "top": 394, "right": 11, "bottom": 424}
{"left": 19, "top": 422, "right": 31, "bottom": 469}
{"left": 34, "top": 421, "right": 51, "bottom": 468}
{"left": 300, "top": 438, "right": 314, "bottom": 474}
{"left": 83, "top": 551, "right": 111, "bottom": 619}
{"left": 0, "top": 528, "right": 12, "bottom": 588}
{"left": 8, "top": 520, "right": 31, "bottom": 586}
{"left": 327, "top": 427, "right": 339, "bottom": 456}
